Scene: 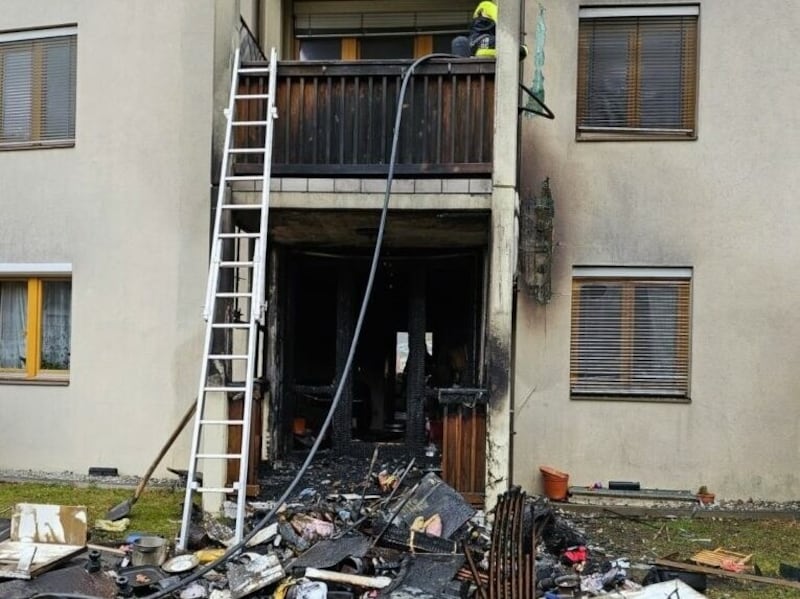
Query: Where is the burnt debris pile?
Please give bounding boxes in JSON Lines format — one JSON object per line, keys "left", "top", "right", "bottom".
{"left": 0, "top": 465, "right": 660, "bottom": 598}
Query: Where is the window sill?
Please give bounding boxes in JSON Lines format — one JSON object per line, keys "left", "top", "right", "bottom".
{"left": 0, "top": 376, "right": 69, "bottom": 386}
{"left": 576, "top": 130, "right": 697, "bottom": 142}
{"left": 571, "top": 394, "right": 690, "bottom": 404}
{"left": 0, "top": 140, "right": 75, "bottom": 151}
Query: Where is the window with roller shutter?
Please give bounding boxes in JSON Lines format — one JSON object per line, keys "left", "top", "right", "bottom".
{"left": 0, "top": 26, "right": 77, "bottom": 149}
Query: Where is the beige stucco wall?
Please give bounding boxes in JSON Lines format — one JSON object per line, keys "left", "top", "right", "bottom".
{"left": 514, "top": 0, "right": 800, "bottom": 500}
{"left": 0, "top": 1, "right": 219, "bottom": 476}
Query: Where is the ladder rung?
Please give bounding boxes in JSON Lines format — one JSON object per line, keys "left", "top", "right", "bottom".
{"left": 228, "top": 148, "right": 267, "bottom": 154}
{"left": 220, "top": 204, "right": 262, "bottom": 210}
{"left": 219, "top": 261, "right": 254, "bottom": 267}
{"left": 215, "top": 292, "right": 253, "bottom": 298}
{"left": 200, "top": 419, "right": 245, "bottom": 426}
{"left": 196, "top": 453, "right": 244, "bottom": 460}
{"left": 225, "top": 175, "right": 266, "bottom": 181}
{"left": 232, "top": 120, "right": 269, "bottom": 126}
{"left": 204, "top": 386, "right": 247, "bottom": 393}
{"left": 238, "top": 67, "right": 272, "bottom": 74}
{"left": 207, "top": 354, "right": 249, "bottom": 360}
{"left": 211, "top": 323, "right": 250, "bottom": 329}
{"left": 234, "top": 93, "right": 270, "bottom": 99}
{"left": 218, "top": 233, "right": 261, "bottom": 238}
{"left": 196, "top": 487, "right": 237, "bottom": 494}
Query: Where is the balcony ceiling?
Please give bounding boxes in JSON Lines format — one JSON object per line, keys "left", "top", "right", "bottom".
{"left": 239, "top": 209, "right": 490, "bottom": 249}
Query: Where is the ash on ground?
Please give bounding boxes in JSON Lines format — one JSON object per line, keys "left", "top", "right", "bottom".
{"left": 256, "top": 451, "right": 441, "bottom": 502}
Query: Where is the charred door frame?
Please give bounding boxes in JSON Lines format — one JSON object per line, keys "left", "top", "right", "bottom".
{"left": 271, "top": 250, "right": 487, "bottom": 460}
{"left": 332, "top": 260, "right": 428, "bottom": 456}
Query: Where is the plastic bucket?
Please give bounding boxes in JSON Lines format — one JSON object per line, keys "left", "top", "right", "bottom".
{"left": 539, "top": 466, "right": 569, "bottom": 501}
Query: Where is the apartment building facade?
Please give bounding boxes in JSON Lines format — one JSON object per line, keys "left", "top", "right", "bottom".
{"left": 2, "top": 0, "right": 797, "bottom": 505}
{"left": 0, "top": 0, "right": 519, "bottom": 508}
{"left": 0, "top": 1, "right": 236, "bottom": 477}
{"left": 516, "top": 0, "right": 800, "bottom": 499}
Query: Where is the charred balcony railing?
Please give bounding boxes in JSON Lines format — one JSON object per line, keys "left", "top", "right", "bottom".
{"left": 235, "top": 58, "right": 495, "bottom": 178}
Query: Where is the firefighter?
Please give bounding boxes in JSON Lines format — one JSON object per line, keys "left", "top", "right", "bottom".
{"left": 451, "top": 0, "right": 497, "bottom": 57}
{"left": 451, "top": 1, "right": 529, "bottom": 60}
{"left": 470, "top": 0, "right": 498, "bottom": 57}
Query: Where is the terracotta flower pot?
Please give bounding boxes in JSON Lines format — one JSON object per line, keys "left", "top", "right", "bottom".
{"left": 539, "top": 466, "right": 569, "bottom": 501}
{"left": 697, "top": 492, "right": 715, "bottom": 505}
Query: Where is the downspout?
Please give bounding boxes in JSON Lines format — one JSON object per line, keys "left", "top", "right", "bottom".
{"left": 256, "top": 0, "right": 263, "bottom": 45}
{"left": 508, "top": 0, "right": 527, "bottom": 489}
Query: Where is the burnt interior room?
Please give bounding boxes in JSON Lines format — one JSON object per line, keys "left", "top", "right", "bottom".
{"left": 282, "top": 250, "right": 484, "bottom": 461}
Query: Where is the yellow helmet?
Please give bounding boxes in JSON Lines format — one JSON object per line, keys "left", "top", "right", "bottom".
{"left": 472, "top": 0, "right": 498, "bottom": 22}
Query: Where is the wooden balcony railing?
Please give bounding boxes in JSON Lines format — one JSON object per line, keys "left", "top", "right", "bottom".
{"left": 235, "top": 58, "right": 495, "bottom": 178}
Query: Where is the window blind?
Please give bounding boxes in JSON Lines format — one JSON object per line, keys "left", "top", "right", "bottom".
{"left": 295, "top": 12, "right": 471, "bottom": 37}
{"left": 0, "top": 33, "right": 77, "bottom": 145}
{"left": 577, "top": 14, "right": 697, "bottom": 135}
{"left": 571, "top": 278, "right": 691, "bottom": 397}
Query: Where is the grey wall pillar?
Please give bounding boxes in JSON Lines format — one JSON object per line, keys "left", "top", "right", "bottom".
{"left": 485, "top": 0, "right": 522, "bottom": 507}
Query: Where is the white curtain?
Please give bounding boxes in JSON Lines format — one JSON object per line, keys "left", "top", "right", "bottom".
{"left": 41, "top": 281, "right": 71, "bottom": 370}
{"left": 0, "top": 282, "right": 27, "bottom": 369}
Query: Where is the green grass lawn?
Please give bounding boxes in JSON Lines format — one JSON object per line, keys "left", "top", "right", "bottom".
{"left": 576, "top": 512, "right": 800, "bottom": 598}
{"left": 0, "top": 481, "right": 183, "bottom": 544}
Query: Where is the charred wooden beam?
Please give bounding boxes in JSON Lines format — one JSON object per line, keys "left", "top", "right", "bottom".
{"left": 489, "top": 487, "right": 535, "bottom": 599}
{"left": 406, "top": 267, "right": 427, "bottom": 451}
{"left": 333, "top": 266, "right": 355, "bottom": 452}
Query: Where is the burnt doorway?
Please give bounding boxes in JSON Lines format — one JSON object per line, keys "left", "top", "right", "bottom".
{"left": 282, "top": 250, "right": 485, "bottom": 496}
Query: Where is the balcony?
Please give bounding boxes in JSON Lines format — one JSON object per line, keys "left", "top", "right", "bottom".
{"left": 234, "top": 58, "right": 495, "bottom": 179}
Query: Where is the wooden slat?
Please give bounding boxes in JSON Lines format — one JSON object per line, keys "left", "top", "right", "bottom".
{"left": 444, "top": 407, "right": 455, "bottom": 485}
{"left": 654, "top": 558, "right": 800, "bottom": 591}
{"left": 226, "top": 397, "right": 262, "bottom": 496}
{"left": 454, "top": 405, "right": 463, "bottom": 490}
{"left": 442, "top": 402, "right": 486, "bottom": 503}
{"left": 414, "top": 35, "right": 433, "bottom": 58}
{"left": 691, "top": 548, "right": 752, "bottom": 568}
{"left": 341, "top": 38, "right": 358, "bottom": 60}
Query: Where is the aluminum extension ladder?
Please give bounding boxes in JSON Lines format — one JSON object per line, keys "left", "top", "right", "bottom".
{"left": 178, "top": 47, "right": 278, "bottom": 550}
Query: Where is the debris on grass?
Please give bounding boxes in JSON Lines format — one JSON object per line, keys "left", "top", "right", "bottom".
{"left": 2, "top": 467, "right": 800, "bottom": 598}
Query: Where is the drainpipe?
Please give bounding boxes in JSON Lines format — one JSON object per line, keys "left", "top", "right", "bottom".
{"left": 508, "top": 0, "right": 527, "bottom": 492}
{"left": 255, "top": 0, "right": 263, "bottom": 45}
